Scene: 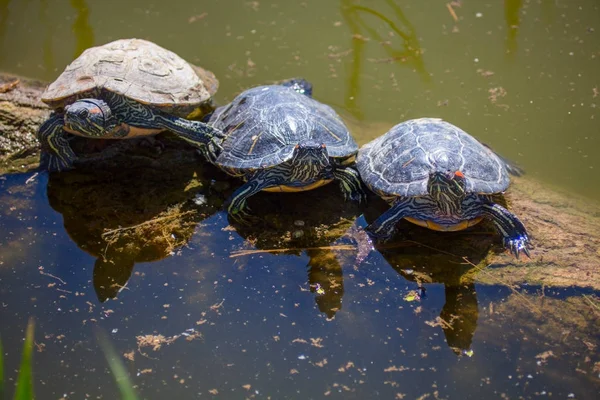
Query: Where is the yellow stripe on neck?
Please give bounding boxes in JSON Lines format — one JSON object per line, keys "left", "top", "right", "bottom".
{"left": 404, "top": 216, "right": 483, "bottom": 232}
{"left": 262, "top": 179, "right": 333, "bottom": 193}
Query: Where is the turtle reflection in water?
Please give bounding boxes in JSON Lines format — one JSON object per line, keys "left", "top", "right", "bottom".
{"left": 395, "top": 268, "right": 479, "bottom": 356}
{"left": 357, "top": 118, "right": 530, "bottom": 258}
{"left": 231, "top": 183, "right": 362, "bottom": 319}
{"left": 208, "top": 78, "right": 365, "bottom": 224}
{"left": 361, "top": 203, "right": 494, "bottom": 355}
{"left": 46, "top": 150, "right": 225, "bottom": 302}
{"left": 38, "top": 38, "right": 224, "bottom": 172}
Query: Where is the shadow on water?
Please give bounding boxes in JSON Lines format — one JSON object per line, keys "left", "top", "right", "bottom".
{"left": 230, "top": 183, "right": 363, "bottom": 319}
{"left": 46, "top": 139, "right": 228, "bottom": 302}
{"left": 70, "top": 0, "right": 95, "bottom": 58}
{"left": 361, "top": 195, "right": 505, "bottom": 354}
{"left": 339, "top": 0, "right": 429, "bottom": 120}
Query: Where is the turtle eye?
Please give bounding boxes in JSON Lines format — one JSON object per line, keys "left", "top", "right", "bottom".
{"left": 78, "top": 109, "right": 89, "bottom": 119}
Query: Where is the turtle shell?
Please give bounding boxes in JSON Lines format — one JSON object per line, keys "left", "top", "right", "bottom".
{"left": 209, "top": 84, "right": 358, "bottom": 172}
{"left": 357, "top": 118, "right": 510, "bottom": 197}
{"left": 41, "top": 38, "right": 218, "bottom": 117}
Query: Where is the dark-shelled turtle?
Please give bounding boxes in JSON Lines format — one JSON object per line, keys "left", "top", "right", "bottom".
{"left": 208, "top": 79, "right": 364, "bottom": 223}
{"left": 357, "top": 117, "right": 530, "bottom": 258}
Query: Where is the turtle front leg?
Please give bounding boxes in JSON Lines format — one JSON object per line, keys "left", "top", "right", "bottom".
{"left": 151, "top": 112, "right": 225, "bottom": 163}
{"left": 481, "top": 203, "right": 531, "bottom": 258}
{"left": 37, "top": 113, "right": 77, "bottom": 172}
{"left": 333, "top": 166, "right": 367, "bottom": 204}
{"left": 227, "top": 169, "right": 287, "bottom": 225}
{"left": 366, "top": 197, "right": 415, "bottom": 241}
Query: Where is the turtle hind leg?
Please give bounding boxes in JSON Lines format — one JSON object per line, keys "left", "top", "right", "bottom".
{"left": 226, "top": 169, "right": 288, "bottom": 225}
{"left": 481, "top": 203, "right": 531, "bottom": 258}
{"left": 333, "top": 166, "right": 367, "bottom": 204}
{"left": 37, "top": 113, "right": 77, "bottom": 172}
{"left": 366, "top": 197, "right": 416, "bottom": 242}
{"left": 149, "top": 112, "right": 225, "bottom": 163}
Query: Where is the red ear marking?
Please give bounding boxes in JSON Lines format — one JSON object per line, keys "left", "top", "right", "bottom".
{"left": 321, "top": 143, "right": 326, "bottom": 148}
{"left": 295, "top": 144, "right": 300, "bottom": 149}
{"left": 89, "top": 107, "right": 102, "bottom": 114}
{"left": 454, "top": 170, "right": 465, "bottom": 178}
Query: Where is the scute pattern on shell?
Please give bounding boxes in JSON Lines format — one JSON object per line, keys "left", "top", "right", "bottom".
{"left": 42, "top": 38, "right": 216, "bottom": 110}
{"left": 210, "top": 85, "right": 358, "bottom": 171}
{"left": 357, "top": 118, "right": 510, "bottom": 197}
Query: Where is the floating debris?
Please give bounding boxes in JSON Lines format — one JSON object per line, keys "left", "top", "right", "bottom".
{"left": 403, "top": 291, "right": 421, "bottom": 302}
{"left": 193, "top": 193, "right": 207, "bottom": 206}
{"left": 462, "top": 349, "right": 474, "bottom": 357}
{"left": 315, "top": 283, "right": 325, "bottom": 295}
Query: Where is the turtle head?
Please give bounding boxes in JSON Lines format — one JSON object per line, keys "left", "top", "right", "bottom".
{"left": 428, "top": 170, "right": 467, "bottom": 203}
{"left": 291, "top": 141, "right": 332, "bottom": 180}
{"left": 64, "top": 99, "right": 117, "bottom": 137}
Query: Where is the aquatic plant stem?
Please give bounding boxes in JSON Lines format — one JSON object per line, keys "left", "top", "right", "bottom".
{"left": 230, "top": 245, "right": 355, "bottom": 258}
{"left": 13, "top": 318, "right": 35, "bottom": 400}
{"left": 97, "top": 330, "right": 139, "bottom": 400}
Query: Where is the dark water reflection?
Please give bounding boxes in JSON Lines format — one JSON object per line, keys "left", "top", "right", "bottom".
{"left": 339, "top": 0, "right": 429, "bottom": 120}
{"left": 0, "top": 169, "right": 599, "bottom": 398}
{"left": 230, "top": 183, "right": 361, "bottom": 319}
{"left": 504, "top": 0, "right": 523, "bottom": 58}
{"left": 70, "top": 0, "right": 95, "bottom": 59}
{"left": 45, "top": 150, "right": 224, "bottom": 302}
{"left": 364, "top": 197, "right": 490, "bottom": 357}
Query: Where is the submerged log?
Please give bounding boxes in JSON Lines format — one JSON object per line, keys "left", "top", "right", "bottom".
{"left": 1, "top": 72, "right": 599, "bottom": 290}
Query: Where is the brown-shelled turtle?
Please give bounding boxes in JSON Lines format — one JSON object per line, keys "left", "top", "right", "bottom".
{"left": 208, "top": 79, "right": 365, "bottom": 223}
{"left": 357, "top": 118, "right": 530, "bottom": 258}
{"left": 37, "top": 38, "right": 224, "bottom": 171}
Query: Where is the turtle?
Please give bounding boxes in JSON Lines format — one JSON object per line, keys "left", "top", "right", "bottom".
{"left": 357, "top": 117, "right": 530, "bottom": 258}
{"left": 37, "top": 38, "right": 224, "bottom": 172}
{"left": 208, "top": 78, "right": 365, "bottom": 223}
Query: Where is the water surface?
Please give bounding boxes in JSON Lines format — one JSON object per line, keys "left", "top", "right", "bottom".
{"left": 1, "top": 0, "right": 599, "bottom": 398}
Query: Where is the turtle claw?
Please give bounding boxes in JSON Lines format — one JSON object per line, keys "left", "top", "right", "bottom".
{"left": 343, "top": 225, "right": 375, "bottom": 265}
{"left": 41, "top": 152, "right": 75, "bottom": 173}
{"left": 364, "top": 218, "right": 398, "bottom": 243}
{"left": 354, "top": 188, "right": 368, "bottom": 205}
{"left": 210, "top": 136, "right": 224, "bottom": 152}
{"left": 504, "top": 235, "right": 531, "bottom": 259}
{"left": 343, "top": 187, "right": 367, "bottom": 205}
{"left": 230, "top": 211, "right": 258, "bottom": 226}
{"left": 367, "top": 230, "right": 394, "bottom": 244}
{"left": 228, "top": 202, "right": 258, "bottom": 226}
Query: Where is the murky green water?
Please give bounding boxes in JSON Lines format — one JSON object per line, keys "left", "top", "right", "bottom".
{"left": 2, "top": 0, "right": 600, "bottom": 200}
{"left": 1, "top": 0, "right": 600, "bottom": 399}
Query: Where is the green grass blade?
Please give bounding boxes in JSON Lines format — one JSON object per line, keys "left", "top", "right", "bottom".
{"left": 13, "top": 318, "right": 35, "bottom": 400}
{"left": 0, "top": 336, "right": 4, "bottom": 400}
{"left": 97, "top": 331, "right": 139, "bottom": 400}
